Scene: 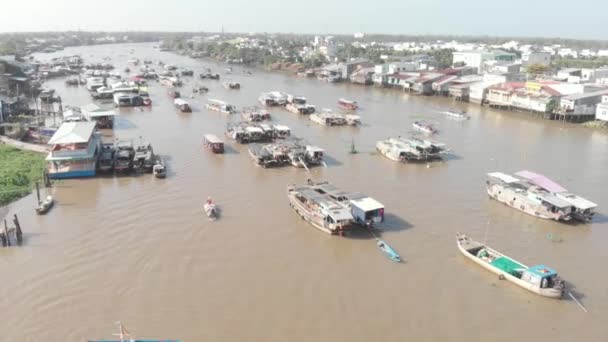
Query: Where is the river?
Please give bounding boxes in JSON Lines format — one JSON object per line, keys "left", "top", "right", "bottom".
{"left": 1, "top": 42, "right": 607, "bottom": 341}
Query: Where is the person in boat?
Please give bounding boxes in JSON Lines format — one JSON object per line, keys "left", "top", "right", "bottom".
{"left": 378, "top": 242, "right": 385, "bottom": 248}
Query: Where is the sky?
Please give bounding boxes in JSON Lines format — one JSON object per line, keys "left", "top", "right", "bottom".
{"left": 1, "top": 0, "right": 607, "bottom": 40}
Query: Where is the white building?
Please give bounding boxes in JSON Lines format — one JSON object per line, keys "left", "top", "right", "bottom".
{"left": 522, "top": 51, "right": 551, "bottom": 66}
{"left": 596, "top": 95, "right": 608, "bottom": 121}
{"left": 581, "top": 68, "right": 608, "bottom": 83}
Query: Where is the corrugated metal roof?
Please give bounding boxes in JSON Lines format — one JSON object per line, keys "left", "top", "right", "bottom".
{"left": 562, "top": 88, "right": 608, "bottom": 101}
{"left": 48, "top": 122, "right": 96, "bottom": 145}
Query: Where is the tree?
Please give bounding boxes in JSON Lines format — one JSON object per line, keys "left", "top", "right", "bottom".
{"left": 527, "top": 63, "right": 550, "bottom": 76}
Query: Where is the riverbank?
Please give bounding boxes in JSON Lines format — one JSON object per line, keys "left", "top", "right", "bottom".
{"left": 0, "top": 144, "right": 46, "bottom": 206}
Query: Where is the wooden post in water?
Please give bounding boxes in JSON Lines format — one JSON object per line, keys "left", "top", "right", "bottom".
{"left": 1, "top": 220, "right": 7, "bottom": 247}
{"left": 14, "top": 214, "right": 22, "bottom": 245}
{"left": 44, "top": 170, "right": 51, "bottom": 188}
{"left": 4, "top": 219, "right": 10, "bottom": 247}
{"left": 35, "top": 181, "right": 41, "bottom": 205}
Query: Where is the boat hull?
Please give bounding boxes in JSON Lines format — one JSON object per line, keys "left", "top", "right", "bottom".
{"left": 486, "top": 184, "right": 569, "bottom": 221}
{"left": 287, "top": 190, "right": 347, "bottom": 235}
{"left": 457, "top": 235, "right": 563, "bottom": 298}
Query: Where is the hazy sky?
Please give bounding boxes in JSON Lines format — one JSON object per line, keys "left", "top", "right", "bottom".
{"left": 1, "top": 0, "right": 607, "bottom": 40}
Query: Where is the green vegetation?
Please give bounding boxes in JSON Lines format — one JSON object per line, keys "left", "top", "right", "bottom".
{"left": 0, "top": 145, "right": 46, "bottom": 206}
{"left": 553, "top": 57, "right": 608, "bottom": 69}
{"left": 526, "top": 63, "right": 551, "bottom": 76}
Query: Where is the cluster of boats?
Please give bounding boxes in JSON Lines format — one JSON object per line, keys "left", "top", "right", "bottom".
{"left": 310, "top": 109, "right": 361, "bottom": 126}
{"left": 376, "top": 137, "right": 448, "bottom": 162}
{"left": 98, "top": 140, "right": 165, "bottom": 177}
{"left": 249, "top": 139, "right": 324, "bottom": 169}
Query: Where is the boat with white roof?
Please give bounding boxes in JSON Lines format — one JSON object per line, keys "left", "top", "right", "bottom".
{"left": 376, "top": 137, "right": 447, "bottom": 162}
{"left": 486, "top": 172, "right": 574, "bottom": 221}
{"left": 206, "top": 99, "right": 236, "bottom": 114}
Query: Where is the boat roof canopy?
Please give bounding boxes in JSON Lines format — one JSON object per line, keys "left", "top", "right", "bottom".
{"left": 204, "top": 134, "right": 223, "bottom": 144}
{"left": 487, "top": 172, "right": 520, "bottom": 183}
{"left": 174, "top": 98, "right": 189, "bottom": 106}
{"left": 556, "top": 193, "right": 597, "bottom": 210}
{"left": 527, "top": 264, "right": 557, "bottom": 278}
{"left": 515, "top": 170, "right": 567, "bottom": 193}
{"left": 48, "top": 121, "right": 96, "bottom": 145}
{"left": 350, "top": 197, "right": 384, "bottom": 212}
{"left": 537, "top": 193, "right": 573, "bottom": 208}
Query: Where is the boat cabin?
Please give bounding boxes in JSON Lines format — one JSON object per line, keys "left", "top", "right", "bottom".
{"left": 349, "top": 194, "right": 385, "bottom": 225}
{"left": 113, "top": 92, "right": 143, "bottom": 107}
{"left": 521, "top": 264, "right": 561, "bottom": 289}
{"left": 174, "top": 98, "right": 192, "bottom": 113}
{"left": 273, "top": 125, "right": 291, "bottom": 139}
{"left": 203, "top": 134, "right": 224, "bottom": 153}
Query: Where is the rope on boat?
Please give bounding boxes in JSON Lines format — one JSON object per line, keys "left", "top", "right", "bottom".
{"left": 568, "top": 292, "right": 588, "bottom": 313}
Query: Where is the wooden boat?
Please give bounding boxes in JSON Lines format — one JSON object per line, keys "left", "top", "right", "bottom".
{"left": 204, "top": 197, "right": 218, "bottom": 219}
{"left": 114, "top": 141, "right": 135, "bottom": 173}
{"left": 174, "top": 98, "right": 192, "bottom": 113}
{"left": 443, "top": 110, "right": 470, "bottom": 120}
{"left": 203, "top": 134, "right": 225, "bottom": 153}
{"left": 35, "top": 195, "right": 54, "bottom": 215}
{"left": 377, "top": 240, "right": 400, "bottom": 262}
{"left": 486, "top": 172, "right": 573, "bottom": 222}
{"left": 89, "top": 321, "right": 179, "bottom": 342}
{"left": 412, "top": 120, "right": 437, "bottom": 134}
{"left": 153, "top": 160, "right": 167, "bottom": 178}
{"left": 287, "top": 183, "right": 354, "bottom": 235}
{"left": 338, "top": 98, "right": 358, "bottom": 110}
{"left": 376, "top": 137, "right": 447, "bottom": 162}
{"left": 457, "top": 233, "right": 565, "bottom": 298}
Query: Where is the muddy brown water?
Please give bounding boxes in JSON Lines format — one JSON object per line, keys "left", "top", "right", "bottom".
{"left": 1, "top": 43, "right": 607, "bottom": 341}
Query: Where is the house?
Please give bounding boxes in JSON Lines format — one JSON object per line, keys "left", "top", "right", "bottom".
{"left": 46, "top": 122, "right": 100, "bottom": 179}
{"left": 556, "top": 68, "right": 582, "bottom": 83}
{"left": 349, "top": 67, "right": 374, "bottom": 85}
{"left": 412, "top": 73, "right": 444, "bottom": 95}
{"left": 340, "top": 59, "right": 372, "bottom": 80}
{"left": 557, "top": 89, "right": 608, "bottom": 122}
{"left": 386, "top": 72, "right": 420, "bottom": 89}
{"left": 581, "top": 68, "right": 608, "bottom": 84}
{"left": 595, "top": 95, "right": 608, "bottom": 121}
{"left": 445, "top": 75, "right": 484, "bottom": 100}
{"left": 487, "top": 82, "right": 526, "bottom": 108}
{"left": 522, "top": 51, "right": 551, "bottom": 66}
{"left": 484, "top": 61, "right": 521, "bottom": 74}
{"left": 452, "top": 50, "right": 516, "bottom": 73}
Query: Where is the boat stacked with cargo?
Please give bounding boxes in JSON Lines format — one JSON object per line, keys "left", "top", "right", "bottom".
{"left": 225, "top": 122, "right": 272, "bottom": 144}
{"left": 248, "top": 138, "right": 323, "bottom": 169}
{"left": 206, "top": 99, "right": 236, "bottom": 114}
{"left": 259, "top": 91, "right": 288, "bottom": 106}
{"left": 133, "top": 141, "right": 155, "bottom": 172}
{"left": 457, "top": 234, "right": 565, "bottom": 298}
{"left": 174, "top": 98, "right": 192, "bottom": 113}
{"left": 486, "top": 171, "right": 596, "bottom": 223}
{"left": 113, "top": 141, "right": 135, "bottom": 173}
{"left": 223, "top": 81, "right": 241, "bottom": 89}
{"left": 287, "top": 181, "right": 385, "bottom": 235}
{"left": 241, "top": 106, "right": 271, "bottom": 122}
{"left": 310, "top": 109, "right": 360, "bottom": 126}
{"left": 285, "top": 94, "right": 316, "bottom": 114}
{"left": 376, "top": 137, "right": 448, "bottom": 162}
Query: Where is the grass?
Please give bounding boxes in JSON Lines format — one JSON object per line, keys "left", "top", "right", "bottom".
{"left": 0, "top": 145, "right": 47, "bottom": 206}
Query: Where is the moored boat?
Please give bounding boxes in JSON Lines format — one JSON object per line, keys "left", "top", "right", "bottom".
{"left": 98, "top": 143, "right": 115, "bottom": 172}
{"left": 457, "top": 233, "right": 565, "bottom": 298}
{"left": 338, "top": 98, "right": 358, "bottom": 110}
{"left": 35, "top": 195, "right": 54, "bottom": 215}
{"left": 203, "top": 134, "right": 224, "bottom": 153}
{"left": 206, "top": 99, "right": 236, "bottom": 114}
{"left": 287, "top": 183, "right": 354, "bottom": 235}
{"left": 114, "top": 141, "right": 135, "bottom": 173}
{"left": 174, "top": 98, "right": 192, "bottom": 113}
{"left": 153, "top": 159, "right": 167, "bottom": 178}
{"left": 376, "top": 137, "right": 447, "bottom": 162}
{"left": 443, "top": 110, "right": 470, "bottom": 120}
{"left": 204, "top": 197, "right": 218, "bottom": 219}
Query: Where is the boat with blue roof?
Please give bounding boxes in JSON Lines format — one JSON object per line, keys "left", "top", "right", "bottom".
{"left": 457, "top": 233, "right": 565, "bottom": 298}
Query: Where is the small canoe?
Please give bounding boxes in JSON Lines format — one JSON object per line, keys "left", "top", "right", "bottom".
{"left": 443, "top": 111, "right": 470, "bottom": 120}
{"left": 35, "top": 195, "right": 54, "bottom": 215}
{"left": 377, "top": 239, "right": 401, "bottom": 262}
{"left": 204, "top": 198, "right": 218, "bottom": 219}
{"left": 457, "top": 233, "right": 565, "bottom": 298}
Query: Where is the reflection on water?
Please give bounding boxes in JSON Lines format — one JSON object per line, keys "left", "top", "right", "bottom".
{"left": 0, "top": 42, "right": 607, "bottom": 342}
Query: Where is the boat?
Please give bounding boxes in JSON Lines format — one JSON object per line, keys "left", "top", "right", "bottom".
{"left": 98, "top": 143, "right": 115, "bottom": 172}
{"left": 133, "top": 141, "right": 155, "bottom": 172}
{"left": 223, "top": 81, "right": 241, "bottom": 89}
{"left": 514, "top": 170, "right": 597, "bottom": 223}
{"left": 412, "top": 120, "right": 437, "bottom": 134}
{"left": 89, "top": 321, "right": 179, "bottom": 342}
{"left": 168, "top": 90, "right": 181, "bottom": 98}
{"left": 174, "top": 98, "right": 192, "bottom": 113}
{"left": 204, "top": 197, "right": 218, "bottom": 219}
{"left": 180, "top": 69, "right": 194, "bottom": 76}
{"left": 225, "top": 123, "right": 268, "bottom": 144}
{"left": 114, "top": 141, "right": 135, "bottom": 173}
{"left": 153, "top": 159, "right": 167, "bottom": 178}
{"left": 457, "top": 233, "right": 565, "bottom": 298}
{"left": 486, "top": 172, "right": 574, "bottom": 222}
{"left": 376, "top": 137, "right": 447, "bottom": 162}
{"left": 443, "top": 110, "right": 470, "bottom": 120}
{"left": 259, "top": 91, "right": 288, "bottom": 106}
{"left": 286, "top": 103, "right": 316, "bottom": 114}
{"left": 273, "top": 124, "right": 291, "bottom": 139}
{"left": 206, "top": 99, "right": 236, "bottom": 114}
{"left": 309, "top": 110, "right": 348, "bottom": 126}
{"left": 287, "top": 183, "right": 354, "bottom": 235}
{"left": 203, "top": 134, "right": 224, "bottom": 153}
{"left": 241, "top": 106, "right": 271, "bottom": 122}
{"left": 338, "top": 98, "right": 358, "bottom": 110}
{"left": 35, "top": 195, "right": 54, "bottom": 215}
{"left": 377, "top": 240, "right": 401, "bottom": 262}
